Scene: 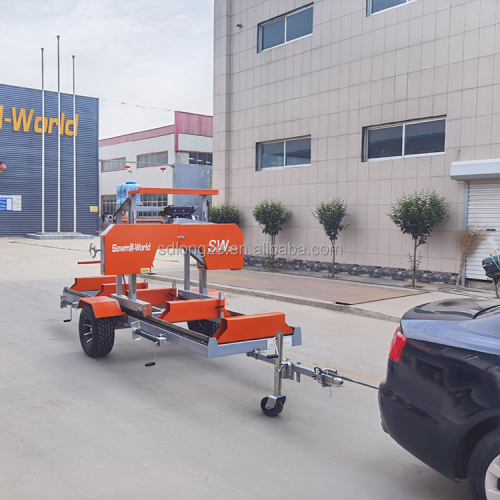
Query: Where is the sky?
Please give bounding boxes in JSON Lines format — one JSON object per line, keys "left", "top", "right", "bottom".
{"left": 0, "top": 0, "right": 214, "bottom": 138}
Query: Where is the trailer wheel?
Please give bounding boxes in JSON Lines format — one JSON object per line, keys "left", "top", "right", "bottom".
{"left": 187, "top": 320, "right": 219, "bottom": 336}
{"left": 260, "top": 397, "right": 285, "bottom": 417}
{"left": 79, "top": 305, "right": 115, "bottom": 358}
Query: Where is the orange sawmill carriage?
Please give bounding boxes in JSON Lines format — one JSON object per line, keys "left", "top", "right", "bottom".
{"left": 61, "top": 188, "right": 344, "bottom": 416}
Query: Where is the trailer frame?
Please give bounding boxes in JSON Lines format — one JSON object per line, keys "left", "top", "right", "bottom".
{"left": 60, "top": 188, "right": 344, "bottom": 416}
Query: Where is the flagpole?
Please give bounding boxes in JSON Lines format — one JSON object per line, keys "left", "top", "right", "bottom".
{"left": 57, "top": 35, "right": 61, "bottom": 233}
{"left": 41, "top": 48, "right": 45, "bottom": 233}
{"left": 72, "top": 55, "right": 76, "bottom": 233}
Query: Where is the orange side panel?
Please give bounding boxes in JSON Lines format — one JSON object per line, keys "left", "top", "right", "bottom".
{"left": 214, "top": 313, "right": 293, "bottom": 344}
{"left": 181, "top": 224, "right": 244, "bottom": 271}
{"left": 102, "top": 225, "right": 179, "bottom": 276}
{"left": 137, "top": 288, "right": 178, "bottom": 306}
{"left": 158, "top": 298, "right": 226, "bottom": 323}
{"left": 70, "top": 276, "right": 116, "bottom": 292}
{"left": 101, "top": 223, "right": 244, "bottom": 275}
{"left": 77, "top": 296, "right": 125, "bottom": 319}
{"left": 96, "top": 282, "right": 148, "bottom": 297}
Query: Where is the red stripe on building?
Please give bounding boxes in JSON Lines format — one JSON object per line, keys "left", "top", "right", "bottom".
{"left": 99, "top": 125, "right": 176, "bottom": 147}
{"left": 175, "top": 111, "right": 213, "bottom": 137}
{"left": 99, "top": 112, "right": 213, "bottom": 148}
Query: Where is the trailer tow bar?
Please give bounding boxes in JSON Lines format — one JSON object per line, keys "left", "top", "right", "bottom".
{"left": 247, "top": 332, "right": 345, "bottom": 417}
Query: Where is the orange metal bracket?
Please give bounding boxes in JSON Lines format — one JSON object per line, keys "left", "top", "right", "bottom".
{"left": 96, "top": 282, "right": 149, "bottom": 298}
{"left": 215, "top": 313, "right": 293, "bottom": 344}
{"left": 137, "top": 287, "right": 178, "bottom": 307}
{"left": 77, "top": 296, "right": 125, "bottom": 319}
{"left": 70, "top": 276, "right": 117, "bottom": 292}
{"left": 158, "top": 298, "right": 227, "bottom": 323}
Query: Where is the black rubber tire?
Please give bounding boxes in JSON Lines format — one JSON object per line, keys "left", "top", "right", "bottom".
{"left": 78, "top": 304, "right": 115, "bottom": 358}
{"left": 260, "top": 397, "right": 285, "bottom": 417}
{"left": 469, "top": 429, "right": 500, "bottom": 500}
{"left": 187, "top": 319, "right": 219, "bottom": 336}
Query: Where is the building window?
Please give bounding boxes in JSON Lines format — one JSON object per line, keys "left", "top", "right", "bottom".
{"left": 257, "top": 137, "right": 311, "bottom": 170}
{"left": 101, "top": 158, "right": 126, "bottom": 172}
{"left": 368, "top": 0, "right": 412, "bottom": 16}
{"left": 188, "top": 152, "right": 213, "bottom": 166}
{"left": 258, "top": 5, "right": 313, "bottom": 52}
{"left": 364, "top": 119, "right": 446, "bottom": 161}
{"left": 102, "top": 194, "right": 167, "bottom": 218}
{"left": 139, "top": 194, "right": 168, "bottom": 218}
{"left": 137, "top": 152, "right": 168, "bottom": 168}
{"left": 102, "top": 195, "right": 116, "bottom": 215}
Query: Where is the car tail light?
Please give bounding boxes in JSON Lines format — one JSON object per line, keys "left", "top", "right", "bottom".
{"left": 389, "top": 326, "right": 407, "bottom": 363}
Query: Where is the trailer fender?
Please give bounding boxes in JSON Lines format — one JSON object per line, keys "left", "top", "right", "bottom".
{"left": 77, "top": 296, "right": 125, "bottom": 319}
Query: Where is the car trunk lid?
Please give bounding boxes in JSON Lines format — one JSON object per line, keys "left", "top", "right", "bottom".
{"left": 402, "top": 298, "right": 500, "bottom": 321}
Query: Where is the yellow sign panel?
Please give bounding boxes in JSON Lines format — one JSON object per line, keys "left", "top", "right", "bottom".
{"left": 0, "top": 106, "right": 78, "bottom": 137}
{"left": 89, "top": 206, "right": 98, "bottom": 213}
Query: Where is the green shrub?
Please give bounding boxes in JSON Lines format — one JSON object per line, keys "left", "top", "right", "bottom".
{"left": 208, "top": 203, "right": 241, "bottom": 224}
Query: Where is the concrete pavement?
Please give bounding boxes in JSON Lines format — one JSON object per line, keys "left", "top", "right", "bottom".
{"left": 155, "top": 268, "right": 424, "bottom": 305}
{"left": 0, "top": 237, "right": 473, "bottom": 499}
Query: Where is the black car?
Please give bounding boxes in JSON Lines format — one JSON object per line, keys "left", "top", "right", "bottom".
{"left": 379, "top": 298, "right": 500, "bottom": 500}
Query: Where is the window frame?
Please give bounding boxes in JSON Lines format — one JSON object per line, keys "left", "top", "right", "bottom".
{"left": 136, "top": 151, "right": 168, "bottom": 169}
{"left": 367, "top": 0, "right": 414, "bottom": 16}
{"left": 363, "top": 118, "right": 447, "bottom": 162}
{"left": 101, "top": 157, "right": 126, "bottom": 173}
{"left": 182, "top": 151, "right": 213, "bottom": 166}
{"left": 256, "top": 136, "right": 312, "bottom": 171}
{"left": 258, "top": 4, "right": 314, "bottom": 53}
{"left": 101, "top": 195, "right": 117, "bottom": 216}
{"left": 138, "top": 193, "right": 168, "bottom": 219}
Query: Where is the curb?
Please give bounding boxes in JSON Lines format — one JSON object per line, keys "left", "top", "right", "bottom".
{"left": 145, "top": 274, "right": 400, "bottom": 324}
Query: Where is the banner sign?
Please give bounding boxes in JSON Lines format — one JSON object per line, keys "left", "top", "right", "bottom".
{"left": 0, "top": 195, "right": 21, "bottom": 211}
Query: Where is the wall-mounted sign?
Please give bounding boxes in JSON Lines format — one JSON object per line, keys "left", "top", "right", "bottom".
{"left": 89, "top": 206, "right": 98, "bottom": 213}
{"left": 0, "top": 106, "right": 79, "bottom": 137}
{"left": 0, "top": 195, "right": 21, "bottom": 211}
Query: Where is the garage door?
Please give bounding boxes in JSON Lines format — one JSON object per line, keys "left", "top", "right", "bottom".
{"left": 466, "top": 181, "right": 500, "bottom": 280}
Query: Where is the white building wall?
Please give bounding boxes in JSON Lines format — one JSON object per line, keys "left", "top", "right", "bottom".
{"left": 99, "top": 135, "right": 175, "bottom": 198}
{"left": 213, "top": 0, "right": 500, "bottom": 278}
{"left": 178, "top": 134, "right": 213, "bottom": 153}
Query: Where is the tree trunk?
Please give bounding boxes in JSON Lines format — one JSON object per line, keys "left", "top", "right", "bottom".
{"left": 331, "top": 239, "right": 336, "bottom": 278}
{"left": 270, "top": 235, "right": 276, "bottom": 270}
{"left": 455, "top": 255, "right": 466, "bottom": 290}
{"left": 412, "top": 238, "right": 418, "bottom": 288}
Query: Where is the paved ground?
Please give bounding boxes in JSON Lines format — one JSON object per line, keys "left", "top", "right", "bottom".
{"left": 156, "top": 268, "right": 424, "bottom": 305}
{"left": 0, "top": 237, "right": 472, "bottom": 499}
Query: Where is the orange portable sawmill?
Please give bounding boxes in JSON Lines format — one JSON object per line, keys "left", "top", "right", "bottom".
{"left": 61, "top": 188, "right": 344, "bottom": 416}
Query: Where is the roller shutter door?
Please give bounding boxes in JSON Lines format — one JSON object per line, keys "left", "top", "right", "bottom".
{"left": 466, "top": 181, "right": 500, "bottom": 280}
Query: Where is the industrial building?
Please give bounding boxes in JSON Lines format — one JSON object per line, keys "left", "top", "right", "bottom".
{"left": 99, "top": 111, "right": 213, "bottom": 218}
{"left": 213, "top": 0, "right": 500, "bottom": 283}
{"left": 0, "top": 83, "right": 99, "bottom": 236}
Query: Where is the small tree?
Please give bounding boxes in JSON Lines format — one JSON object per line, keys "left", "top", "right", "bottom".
{"left": 208, "top": 203, "right": 241, "bottom": 225}
{"left": 455, "top": 229, "right": 484, "bottom": 289}
{"left": 389, "top": 190, "right": 449, "bottom": 287}
{"left": 253, "top": 199, "right": 292, "bottom": 270}
{"left": 313, "top": 199, "right": 349, "bottom": 278}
